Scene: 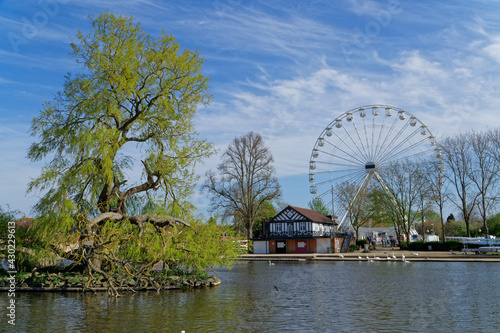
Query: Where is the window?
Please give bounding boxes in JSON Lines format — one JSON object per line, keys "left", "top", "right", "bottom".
{"left": 299, "top": 222, "right": 306, "bottom": 232}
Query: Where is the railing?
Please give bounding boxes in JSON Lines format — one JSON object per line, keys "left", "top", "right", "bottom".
{"left": 266, "top": 230, "right": 344, "bottom": 239}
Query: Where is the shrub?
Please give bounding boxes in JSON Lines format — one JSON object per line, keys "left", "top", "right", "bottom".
{"left": 399, "top": 241, "right": 409, "bottom": 250}
{"left": 407, "top": 240, "right": 464, "bottom": 251}
{"left": 356, "top": 239, "right": 368, "bottom": 246}
{"left": 408, "top": 241, "right": 423, "bottom": 251}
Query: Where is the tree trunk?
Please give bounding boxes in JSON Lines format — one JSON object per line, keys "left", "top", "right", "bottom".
{"left": 440, "top": 205, "right": 445, "bottom": 243}
{"left": 482, "top": 201, "right": 489, "bottom": 238}
{"left": 246, "top": 222, "right": 253, "bottom": 241}
{"left": 84, "top": 257, "right": 102, "bottom": 275}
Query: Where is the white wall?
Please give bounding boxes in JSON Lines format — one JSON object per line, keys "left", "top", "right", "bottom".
{"left": 253, "top": 240, "right": 268, "bottom": 254}
{"left": 317, "top": 238, "right": 330, "bottom": 253}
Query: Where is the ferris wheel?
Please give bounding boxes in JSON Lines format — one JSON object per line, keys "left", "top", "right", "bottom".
{"left": 308, "top": 105, "right": 442, "bottom": 229}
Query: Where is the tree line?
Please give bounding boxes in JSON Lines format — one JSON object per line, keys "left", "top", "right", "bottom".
{"left": 333, "top": 128, "right": 500, "bottom": 244}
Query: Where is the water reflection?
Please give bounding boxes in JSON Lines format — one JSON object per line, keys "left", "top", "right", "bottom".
{"left": 8, "top": 261, "right": 500, "bottom": 332}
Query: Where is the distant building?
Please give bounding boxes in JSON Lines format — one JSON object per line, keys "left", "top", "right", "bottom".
{"left": 349, "top": 225, "right": 423, "bottom": 244}
{"left": 13, "top": 216, "right": 34, "bottom": 228}
{"left": 253, "top": 205, "right": 352, "bottom": 254}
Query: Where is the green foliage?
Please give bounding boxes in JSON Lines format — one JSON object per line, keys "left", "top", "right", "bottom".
{"left": 444, "top": 219, "right": 486, "bottom": 237}
{"left": 308, "top": 197, "right": 330, "bottom": 216}
{"left": 0, "top": 205, "right": 20, "bottom": 225}
{"left": 166, "top": 222, "right": 240, "bottom": 273}
{"left": 367, "top": 188, "right": 396, "bottom": 227}
{"left": 27, "top": 12, "right": 214, "bottom": 217}
{"left": 20, "top": 12, "right": 235, "bottom": 291}
{"left": 252, "top": 201, "right": 277, "bottom": 239}
{"left": 488, "top": 213, "right": 500, "bottom": 237}
{"left": 0, "top": 206, "right": 48, "bottom": 272}
{"left": 444, "top": 220, "right": 467, "bottom": 237}
{"left": 356, "top": 239, "right": 369, "bottom": 246}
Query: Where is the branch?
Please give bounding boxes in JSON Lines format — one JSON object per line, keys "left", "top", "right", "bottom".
{"left": 127, "top": 214, "right": 191, "bottom": 228}
{"left": 116, "top": 160, "right": 162, "bottom": 213}
{"left": 87, "top": 212, "right": 191, "bottom": 235}
{"left": 88, "top": 212, "right": 123, "bottom": 228}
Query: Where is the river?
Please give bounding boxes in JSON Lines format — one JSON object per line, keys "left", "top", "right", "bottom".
{"left": 5, "top": 260, "right": 500, "bottom": 332}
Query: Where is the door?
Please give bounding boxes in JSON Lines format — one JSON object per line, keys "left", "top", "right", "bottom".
{"left": 296, "top": 240, "right": 307, "bottom": 253}
{"left": 276, "top": 241, "right": 287, "bottom": 253}
{"left": 309, "top": 239, "right": 317, "bottom": 253}
{"left": 269, "top": 240, "right": 276, "bottom": 253}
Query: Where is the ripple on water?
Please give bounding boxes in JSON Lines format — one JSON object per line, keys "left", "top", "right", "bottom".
{"left": 12, "top": 261, "right": 500, "bottom": 332}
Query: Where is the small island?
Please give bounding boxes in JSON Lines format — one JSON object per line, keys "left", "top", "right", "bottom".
{"left": 0, "top": 13, "right": 241, "bottom": 297}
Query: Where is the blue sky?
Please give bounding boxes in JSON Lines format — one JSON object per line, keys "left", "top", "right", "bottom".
{"left": 1, "top": 0, "right": 499, "bottom": 217}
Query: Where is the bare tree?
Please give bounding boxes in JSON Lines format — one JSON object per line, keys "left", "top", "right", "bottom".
{"left": 203, "top": 132, "right": 281, "bottom": 239}
{"left": 336, "top": 181, "right": 374, "bottom": 240}
{"left": 490, "top": 129, "right": 500, "bottom": 212}
{"left": 422, "top": 157, "right": 448, "bottom": 241}
{"left": 416, "top": 169, "right": 434, "bottom": 241}
{"left": 490, "top": 128, "right": 500, "bottom": 159}
{"left": 378, "top": 161, "right": 427, "bottom": 245}
{"left": 370, "top": 186, "right": 403, "bottom": 242}
{"left": 467, "top": 130, "right": 500, "bottom": 237}
{"left": 441, "top": 134, "right": 479, "bottom": 237}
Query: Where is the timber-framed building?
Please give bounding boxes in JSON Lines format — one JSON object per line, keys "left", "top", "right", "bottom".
{"left": 253, "top": 205, "right": 352, "bottom": 254}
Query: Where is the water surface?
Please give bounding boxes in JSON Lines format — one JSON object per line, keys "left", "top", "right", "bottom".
{"left": 6, "top": 261, "right": 500, "bottom": 332}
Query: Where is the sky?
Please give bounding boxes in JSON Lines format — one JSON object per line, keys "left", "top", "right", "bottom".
{"left": 0, "top": 0, "right": 499, "bottom": 218}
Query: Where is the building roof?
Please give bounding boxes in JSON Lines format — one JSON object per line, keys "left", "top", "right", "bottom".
{"left": 271, "top": 205, "right": 336, "bottom": 224}
{"left": 290, "top": 206, "right": 334, "bottom": 223}
{"left": 14, "top": 216, "right": 34, "bottom": 228}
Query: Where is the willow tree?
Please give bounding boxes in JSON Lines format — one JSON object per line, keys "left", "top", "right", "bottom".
{"left": 26, "top": 13, "right": 237, "bottom": 293}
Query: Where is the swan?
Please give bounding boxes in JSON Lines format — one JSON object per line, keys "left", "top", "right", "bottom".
{"left": 338, "top": 254, "right": 344, "bottom": 258}
{"left": 268, "top": 260, "right": 274, "bottom": 266}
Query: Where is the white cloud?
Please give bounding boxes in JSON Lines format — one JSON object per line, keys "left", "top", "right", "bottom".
{"left": 196, "top": 40, "right": 500, "bottom": 181}
{"left": 483, "top": 36, "right": 500, "bottom": 63}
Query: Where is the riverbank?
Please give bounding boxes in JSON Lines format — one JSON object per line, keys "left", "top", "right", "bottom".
{"left": 0, "top": 271, "right": 221, "bottom": 293}
{"left": 240, "top": 248, "right": 500, "bottom": 262}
